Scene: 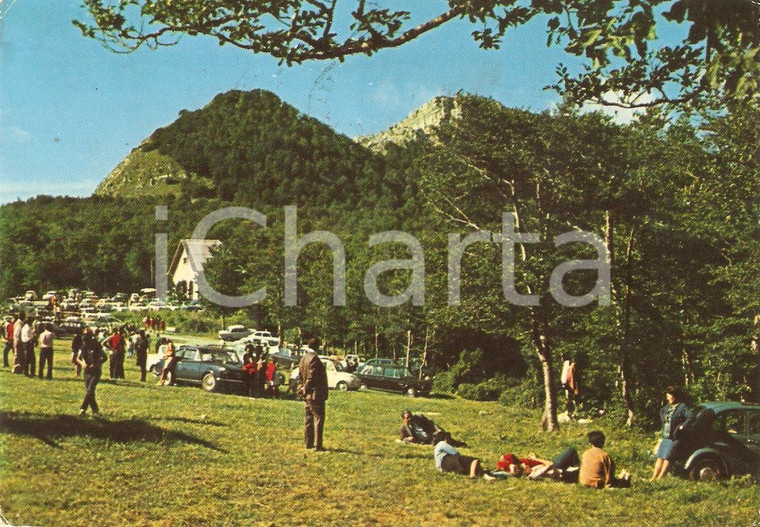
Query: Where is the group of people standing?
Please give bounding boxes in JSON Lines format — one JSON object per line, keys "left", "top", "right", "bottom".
{"left": 2, "top": 312, "right": 56, "bottom": 379}
{"left": 241, "top": 343, "right": 280, "bottom": 398}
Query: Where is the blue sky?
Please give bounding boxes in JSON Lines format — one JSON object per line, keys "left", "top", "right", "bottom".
{"left": 0, "top": 1, "right": 591, "bottom": 204}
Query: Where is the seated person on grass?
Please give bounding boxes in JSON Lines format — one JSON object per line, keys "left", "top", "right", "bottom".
{"left": 400, "top": 410, "right": 466, "bottom": 446}
{"left": 496, "top": 447, "right": 581, "bottom": 482}
{"left": 400, "top": 410, "right": 440, "bottom": 444}
{"left": 578, "top": 430, "right": 631, "bottom": 489}
{"left": 433, "top": 431, "right": 493, "bottom": 480}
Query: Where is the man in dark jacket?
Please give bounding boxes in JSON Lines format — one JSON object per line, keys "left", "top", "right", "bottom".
{"left": 400, "top": 410, "right": 439, "bottom": 444}
{"left": 297, "top": 337, "right": 328, "bottom": 451}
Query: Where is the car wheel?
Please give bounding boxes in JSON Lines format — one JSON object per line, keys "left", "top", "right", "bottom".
{"left": 336, "top": 381, "right": 348, "bottom": 392}
{"left": 201, "top": 373, "right": 218, "bottom": 392}
{"left": 689, "top": 457, "right": 724, "bottom": 481}
{"left": 149, "top": 364, "right": 159, "bottom": 376}
{"left": 359, "top": 383, "right": 369, "bottom": 391}
{"left": 406, "top": 386, "right": 417, "bottom": 397}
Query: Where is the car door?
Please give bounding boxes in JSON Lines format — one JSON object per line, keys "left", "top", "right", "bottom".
{"left": 360, "top": 365, "right": 382, "bottom": 388}
{"left": 743, "top": 410, "right": 760, "bottom": 471}
{"left": 381, "top": 366, "right": 401, "bottom": 391}
{"left": 714, "top": 409, "right": 755, "bottom": 476}
{"left": 176, "top": 347, "right": 202, "bottom": 383}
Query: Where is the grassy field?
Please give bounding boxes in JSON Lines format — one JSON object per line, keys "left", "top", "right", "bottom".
{"left": 0, "top": 339, "right": 758, "bottom": 527}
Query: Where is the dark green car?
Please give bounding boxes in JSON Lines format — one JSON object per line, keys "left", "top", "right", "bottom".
{"left": 355, "top": 364, "right": 432, "bottom": 397}
{"left": 670, "top": 401, "right": 760, "bottom": 480}
{"left": 153, "top": 345, "right": 247, "bottom": 393}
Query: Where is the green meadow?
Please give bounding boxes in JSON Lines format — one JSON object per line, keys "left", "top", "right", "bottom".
{"left": 0, "top": 341, "right": 757, "bottom": 527}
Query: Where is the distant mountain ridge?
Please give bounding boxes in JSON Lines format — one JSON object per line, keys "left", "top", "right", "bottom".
{"left": 93, "top": 90, "right": 462, "bottom": 205}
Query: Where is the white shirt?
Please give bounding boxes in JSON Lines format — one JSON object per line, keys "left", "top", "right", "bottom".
{"left": 20, "top": 323, "right": 34, "bottom": 343}
{"left": 39, "top": 329, "right": 54, "bottom": 348}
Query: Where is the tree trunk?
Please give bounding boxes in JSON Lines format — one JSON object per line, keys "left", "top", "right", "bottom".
{"left": 532, "top": 317, "right": 559, "bottom": 432}
{"left": 420, "top": 327, "right": 431, "bottom": 380}
{"left": 619, "top": 226, "right": 636, "bottom": 427}
{"left": 405, "top": 330, "right": 412, "bottom": 368}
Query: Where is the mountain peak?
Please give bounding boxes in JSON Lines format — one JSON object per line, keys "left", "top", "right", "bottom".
{"left": 356, "top": 96, "right": 462, "bottom": 152}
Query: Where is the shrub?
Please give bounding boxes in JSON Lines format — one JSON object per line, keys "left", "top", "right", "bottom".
{"left": 457, "top": 376, "right": 511, "bottom": 401}
{"left": 499, "top": 377, "right": 542, "bottom": 409}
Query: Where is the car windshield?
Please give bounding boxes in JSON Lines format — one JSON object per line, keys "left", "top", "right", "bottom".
{"left": 332, "top": 361, "right": 345, "bottom": 372}
{"left": 201, "top": 350, "right": 240, "bottom": 363}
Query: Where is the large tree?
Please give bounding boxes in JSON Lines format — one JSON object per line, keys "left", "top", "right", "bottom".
{"left": 76, "top": 1, "right": 759, "bottom": 107}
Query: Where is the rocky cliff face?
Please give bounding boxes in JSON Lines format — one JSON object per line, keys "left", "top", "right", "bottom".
{"left": 356, "top": 96, "right": 461, "bottom": 152}
{"left": 94, "top": 144, "right": 189, "bottom": 197}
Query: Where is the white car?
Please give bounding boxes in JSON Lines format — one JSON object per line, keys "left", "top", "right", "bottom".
{"left": 239, "top": 330, "right": 280, "bottom": 347}
{"left": 289, "top": 356, "right": 361, "bottom": 391}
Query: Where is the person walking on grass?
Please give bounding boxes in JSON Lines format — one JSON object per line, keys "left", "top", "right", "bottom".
{"left": 76, "top": 329, "right": 107, "bottom": 416}
{"left": 297, "top": 337, "right": 328, "bottom": 451}
{"left": 37, "top": 323, "right": 55, "bottom": 380}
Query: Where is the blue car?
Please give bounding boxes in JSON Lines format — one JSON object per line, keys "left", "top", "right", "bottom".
{"left": 154, "top": 345, "right": 247, "bottom": 393}
{"left": 670, "top": 401, "right": 760, "bottom": 480}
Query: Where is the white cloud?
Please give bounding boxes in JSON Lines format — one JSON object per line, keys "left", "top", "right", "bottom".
{"left": 0, "top": 126, "right": 32, "bottom": 143}
{"left": 581, "top": 91, "right": 655, "bottom": 125}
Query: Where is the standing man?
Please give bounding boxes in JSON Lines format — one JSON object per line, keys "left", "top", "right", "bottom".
{"left": 12, "top": 312, "right": 25, "bottom": 374}
{"left": 3, "top": 315, "right": 14, "bottom": 368}
{"left": 134, "top": 330, "right": 149, "bottom": 382}
{"left": 297, "top": 337, "right": 328, "bottom": 451}
{"left": 105, "top": 327, "right": 126, "bottom": 379}
{"left": 21, "top": 316, "right": 36, "bottom": 377}
{"left": 38, "top": 323, "right": 55, "bottom": 380}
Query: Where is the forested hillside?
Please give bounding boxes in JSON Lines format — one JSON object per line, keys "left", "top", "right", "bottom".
{"left": 96, "top": 90, "right": 391, "bottom": 207}
{"left": 1, "top": 91, "right": 757, "bottom": 425}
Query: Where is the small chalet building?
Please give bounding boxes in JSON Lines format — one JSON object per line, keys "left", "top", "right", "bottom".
{"left": 168, "top": 239, "right": 222, "bottom": 301}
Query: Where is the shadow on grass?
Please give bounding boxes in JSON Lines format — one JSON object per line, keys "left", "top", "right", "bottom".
{"left": 425, "top": 393, "right": 455, "bottom": 400}
{"left": 146, "top": 416, "right": 227, "bottom": 427}
{"left": 0, "top": 411, "right": 225, "bottom": 452}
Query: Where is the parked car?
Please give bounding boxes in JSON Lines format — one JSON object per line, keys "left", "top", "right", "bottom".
{"left": 57, "top": 319, "right": 87, "bottom": 336}
{"left": 152, "top": 345, "right": 247, "bottom": 393}
{"left": 669, "top": 401, "right": 760, "bottom": 481}
{"left": 289, "top": 356, "right": 362, "bottom": 392}
{"left": 240, "top": 330, "right": 279, "bottom": 347}
{"left": 269, "top": 346, "right": 306, "bottom": 370}
{"left": 218, "top": 325, "right": 255, "bottom": 342}
{"left": 355, "top": 364, "right": 432, "bottom": 397}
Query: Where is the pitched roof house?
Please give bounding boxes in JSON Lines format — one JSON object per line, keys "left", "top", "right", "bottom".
{"left": 168, "top": 239, "right": 222, "bottom": 300}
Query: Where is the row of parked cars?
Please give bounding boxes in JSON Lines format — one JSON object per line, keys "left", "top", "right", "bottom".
{"left": 150, "top": 343, "right": 432, "bottom": 397}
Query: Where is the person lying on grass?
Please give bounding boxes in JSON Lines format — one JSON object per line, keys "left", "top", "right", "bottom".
{"left": 432, "top": 431, "right": 494, "bottom": 480}
{"left": 496, "top": 447, "right": 581, "bottom": 482}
